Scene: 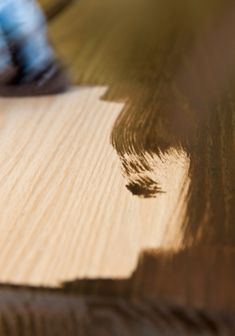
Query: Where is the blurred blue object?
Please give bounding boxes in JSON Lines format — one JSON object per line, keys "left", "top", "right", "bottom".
{"left": 0, "top": 0, "right": 55, "bottom": 77}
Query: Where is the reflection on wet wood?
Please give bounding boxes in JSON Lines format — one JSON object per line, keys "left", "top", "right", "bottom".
{"left": 0, "top": 0, "right": 234, "bottom": 334}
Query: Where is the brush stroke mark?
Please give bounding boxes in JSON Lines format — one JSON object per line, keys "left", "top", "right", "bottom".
{"left": 110, "top": 37, "right": 193, "bottom": 199}
{"left": 106, "top": 0, "right": 235, "bottom": 246}
{"left": 110, "top": 1, "right": 235, "bottom": 207}
{"left": 51, "top": 0, "right": 235, "bottom": 245}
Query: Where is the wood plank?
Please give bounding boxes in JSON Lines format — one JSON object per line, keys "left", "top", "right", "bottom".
{"left": 0, "top": 0, "right": 234, "bottom": 333}
{"left": 0, "top": 0, "right": 194, "bottom": 286}
{"left": 0, "top": 87, "right": 189, "bottom": 285}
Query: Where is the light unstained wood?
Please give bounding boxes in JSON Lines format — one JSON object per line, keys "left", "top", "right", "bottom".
{"left": 0, "top": 87, "right": 189, "bottom": 286}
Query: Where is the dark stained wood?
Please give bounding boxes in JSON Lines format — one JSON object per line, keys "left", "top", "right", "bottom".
{"left": 0, "top": 247, "right": 235, "bottom": 335}
{"left": 0, "top": 0, "right": 234, "bottom": 334}
{"left": 51, "top": 0, "right": 235, "bottom": 245}
{"left": 40, "top": 0, "right": 75, "bottom": 21}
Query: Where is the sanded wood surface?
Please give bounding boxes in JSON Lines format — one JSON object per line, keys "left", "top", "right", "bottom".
{"left": 0, "top": 87, "right": 190, "bottom": 285}
{"left": 0, "top": 0, "right": 234, "bottom": 334}
{"left": 0, "top": 1, "right": 193, "bottom": 286}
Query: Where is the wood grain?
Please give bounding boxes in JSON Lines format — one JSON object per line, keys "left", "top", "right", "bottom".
{"left": 0, "top": 87, "right": 188, "bottom": 285}
{"left": 39, "top": 0, "right": 75, "bottom": 20}
{"left": 0, "top": 0, "right": 234, "bottom": 334}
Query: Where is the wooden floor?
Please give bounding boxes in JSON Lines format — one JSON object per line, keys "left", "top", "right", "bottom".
{"left": 0, "top": 0, "right": 192, "bottom": 286}
{"left": 0, "top": 87, "right": 192, "bottom": 284}
{"left": 0, "top": 0, "right": 234, "bottom": 334}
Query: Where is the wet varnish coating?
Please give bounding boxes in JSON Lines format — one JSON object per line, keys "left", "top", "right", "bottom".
{"left": 51, "top": 0, "right": 235, "bottom": 246}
